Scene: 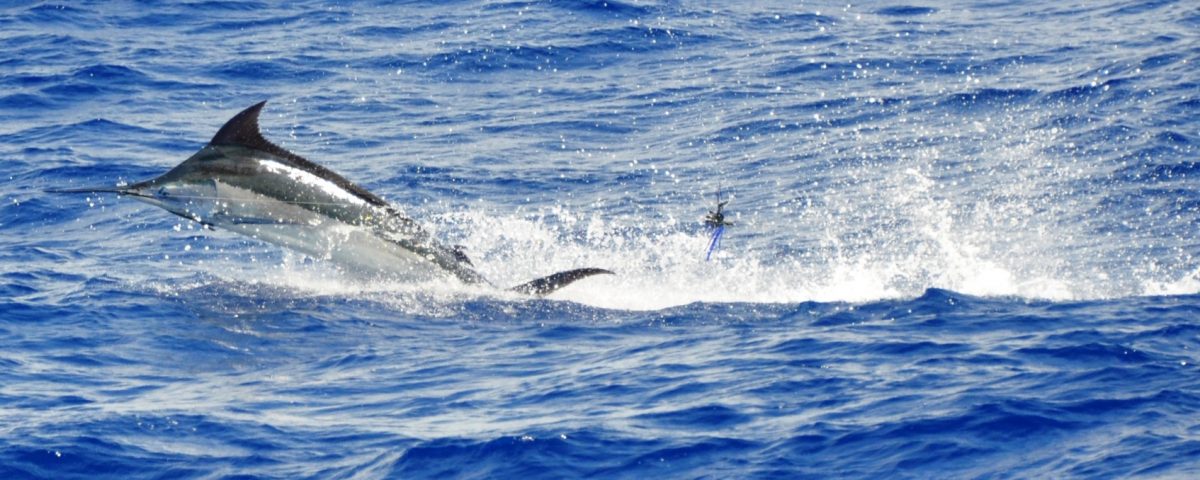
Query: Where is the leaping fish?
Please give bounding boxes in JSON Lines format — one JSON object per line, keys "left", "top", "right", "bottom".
{"left": 49, "top": 101, "right": 612, "bottom": 296}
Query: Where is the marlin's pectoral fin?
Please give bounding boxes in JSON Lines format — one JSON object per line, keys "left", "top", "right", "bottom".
{"left": 209, "top": 212, "right": 307, "bottom": 226}
{"left": 509, "top": 268, "right": 614, "bottom": 296}
{"left": 227, "top": 218, "right": 307, "bottom": 225}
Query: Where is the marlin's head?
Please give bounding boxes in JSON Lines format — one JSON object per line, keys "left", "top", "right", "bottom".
{"left": 47, "top": 103, "right": 266, "bottom": 222}
{"left": 47, "top": 168, "right": 219, "bottom": 223}
{"left": 121, "top": 176, "right": 218, "bottom": 221}
{"left": 48, "top": 140, "right": 228, "bottom": 222}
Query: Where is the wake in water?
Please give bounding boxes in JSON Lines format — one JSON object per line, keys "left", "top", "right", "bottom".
{"left": 68, "top": 79, "right": 1200, "bottom": 312}
{"left": 154, "top": 180, "right": 1198, "bottom": 313}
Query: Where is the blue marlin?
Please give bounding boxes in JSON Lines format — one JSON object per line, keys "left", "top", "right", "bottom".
{"left": 50, "top": 102, "right": 612, "bottom": 296}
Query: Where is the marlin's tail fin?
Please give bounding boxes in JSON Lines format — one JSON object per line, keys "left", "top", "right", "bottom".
{"left": 509, "top": 268, "right": 614, "bottom": 296}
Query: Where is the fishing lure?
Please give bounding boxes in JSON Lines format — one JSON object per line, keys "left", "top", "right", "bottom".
{"left": 703, "top": 188, "right": 733, "bottom": 261}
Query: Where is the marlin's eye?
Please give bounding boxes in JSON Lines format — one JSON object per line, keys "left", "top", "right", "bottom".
{"left": 157, "top": 187, "right": 169, "bottom": 196}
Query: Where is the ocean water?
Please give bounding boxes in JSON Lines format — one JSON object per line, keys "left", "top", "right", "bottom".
{"left": 2, "top": 0, "right": 1199, "bottom": 478}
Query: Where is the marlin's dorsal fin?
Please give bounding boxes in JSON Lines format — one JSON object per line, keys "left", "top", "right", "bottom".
{"left": 210, "top": 101, "right": 297, "bottom": 162}
{"left": 208, "top": 101, "right": 391, "bottom": 208}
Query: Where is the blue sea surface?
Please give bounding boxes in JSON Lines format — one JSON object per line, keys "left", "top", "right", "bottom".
{"left": 2, "top": 1, "right": 1200, "bottom": 478}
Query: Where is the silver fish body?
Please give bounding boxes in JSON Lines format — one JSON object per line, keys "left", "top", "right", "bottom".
{"left": 52, "top": 102, "right": 609, "bottom": 295}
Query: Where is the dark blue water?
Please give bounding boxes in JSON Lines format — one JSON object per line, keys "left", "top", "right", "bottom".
{"left": 3, "top": 1, "right": 1200, "bottom": 478}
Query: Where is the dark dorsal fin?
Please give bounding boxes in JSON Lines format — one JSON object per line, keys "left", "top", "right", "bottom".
{"left": 210, "top": 100, "right": 274, "bottom": 149}
{"left": 209, "top": 101, "right": 390, "bottom": 208}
